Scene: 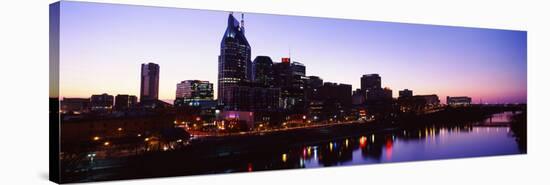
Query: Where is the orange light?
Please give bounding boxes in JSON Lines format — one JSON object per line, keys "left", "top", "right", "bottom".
{"left": 103, "top": 142, "right": 110, "bottom": 146}
{"left": 93, "top": 136, "right": 100, "bottom": 141}
{"left": 359, "top": 136, "right": 367, "bottom": 148}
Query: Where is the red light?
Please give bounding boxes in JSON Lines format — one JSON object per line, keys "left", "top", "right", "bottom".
{"left": 247, "top": 163, "right": 253, "bottom": 172}
{"left": 359, "top": 136, "right": 367, "bottom": 148}
{"left": 385, "top": 138, "right": 393, "bottom": 160}
{"left": 282, "top": 57, "right": 290, "bottom": 63}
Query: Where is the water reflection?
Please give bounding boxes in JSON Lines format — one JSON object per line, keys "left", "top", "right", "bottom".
{"left": 246, "top": 111, "right": 523, "bottom": 171}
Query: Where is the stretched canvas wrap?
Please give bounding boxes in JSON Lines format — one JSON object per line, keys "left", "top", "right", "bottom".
{"left": 49, "top": 1, "right": 527, "bottom": 183}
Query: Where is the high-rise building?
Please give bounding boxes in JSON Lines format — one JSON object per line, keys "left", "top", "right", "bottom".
{"left": 319, "top": 82, "right": 352, "bottom": 109}
{"left": 399, "top": 89, "right": 413, "bottom": 98}
{"left": 272, "top": 58, "right": 307, "bottom": 113}
{"left": 352, "top": 89, "right": 366, "bottom": 105}
{"left": 273, "top": 60, "right": 291, "bottom": 89}
{"left": 308, "top": 82, "right": 352, "bottom": 121}
{"left": 174, "top": 80, "right": 215, "bottom": 109}
{"left": 222, "top": 82, "right": 280, "bottom": 112}
{"left": 252, "top": 56, "right": 274, "bottom": 87}
{"left": 305, "top": 76, "right": 323, "bottom": 104}
{"left": 218, "top": 13, "right": 251, "bottom": 105}
{"left": 140, "top": 63, "right": 160, "bottom": 102}
{"left": 306, "top": 76, "right": 323, "bottom": 89}
{"left": 360, "top": 74, "right": 381, "bottom": 91}
{"left": 290, "top": 62, "right": 306, "bottom": 89}
{"left": 175, "top": 80, "right": 214, "bottom": 100}
{"left": 114, "top": 94, "right": 137, "bottom": 111}
{"left": 90, "top": 93, "right": 114, "bottom": 111}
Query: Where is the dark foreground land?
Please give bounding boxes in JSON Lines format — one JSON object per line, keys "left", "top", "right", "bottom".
{"left": 59, "top": 105, "right": 526, "bottom": 183}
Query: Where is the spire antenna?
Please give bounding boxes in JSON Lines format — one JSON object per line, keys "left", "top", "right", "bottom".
{"left": 240, "top": 13, "right": 245, "bottom": 34}
{"left": 241, "top": 13, "right": 248, "bottom": 27}
{"left": 288, "top": 46, "right": 292, "bottom": 60}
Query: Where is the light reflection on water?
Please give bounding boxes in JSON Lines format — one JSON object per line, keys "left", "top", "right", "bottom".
{"left": 260, "top": 112, "right": 523, "bottom": 170}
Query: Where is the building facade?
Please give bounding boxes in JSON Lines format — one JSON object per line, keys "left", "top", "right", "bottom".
{"left": 140, "top": 63, "right": 160, "bottom": 102}
{"left": 399, "top": 89, "right": 413, "bottom": 98}
{"left": 447, "top": 96, "right": 472, "bottom": 106}
{"left": 361, "top": 74, "right": 381, "bottom": 91}
{"left": 272, "top": 58, "right": 307, "bottom": 113}
{"left": 114, "top": 94, "right": 137, "bottom": 111}
{"left": 175, "top": 80, "right": 213, "bottom": 100}
{"left": 252, "top": 56, "right": 274, "bottom": 87}
{"left": 222, "top": 83, "right": 280, "bottom": 112}
{"left": 60, "top": 98, "right": 90, "bottom": 114}
{"left": 218, "top": 13, "right": 251, "bottom": 106}
{"left": 90, "top": 93, "right": 114, "bottom": 111}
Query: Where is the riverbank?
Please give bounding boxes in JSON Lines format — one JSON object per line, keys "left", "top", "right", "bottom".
{"left": 60, "top": 107, "right": 526, "bottom": 183}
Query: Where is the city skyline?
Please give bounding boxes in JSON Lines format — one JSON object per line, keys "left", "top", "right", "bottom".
{"left": 58, "top": 1, "right": 527, "bottom": 104}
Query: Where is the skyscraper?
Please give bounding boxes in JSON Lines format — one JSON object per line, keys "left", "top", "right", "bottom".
{"left": 218, "top": 13, "right": 251, "bottom": 105}
{"left": 272, "top": 58, "right": 307, "bottom": 113}
{"left": 140, "top": 63, "right": 160, "bottom": 102}
{"left": 252, "top": 56, "right": 274, "bottom": 87}
{"left": 175, "top": 80, "right": 214, "bottom": 100}
{"left": 360, "top": 74, "right": 381, "bottom": 91}
{"left": 174, "top": 80, "right": 216, "bottom": 113}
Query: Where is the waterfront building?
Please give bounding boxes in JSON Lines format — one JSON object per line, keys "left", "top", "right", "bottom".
{"left": 307, "top": 82, "right": 352, "bottom": 121}
{"left": 447, "top": 96, "right": 472, "bottom": 106}
{"left": 217, "top": 111, "right": 255, "bottom": 131}
{"left": 221, "top": 82, "right": 280, "bottom": 112}
{"left": 398, "top": 94, "right": 440, "bottom": 113}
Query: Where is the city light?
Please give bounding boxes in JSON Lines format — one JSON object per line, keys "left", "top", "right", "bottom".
{"left": 282, "top": 153, "right": 287, "bottom": 162}
{"left": 93, "top": 136, "right": 100, "bottom": 141}
{"left": 103, "top": 141, "right": 110, "bottom": 146}
{"left": 359, "top": 136, "right": 367, "bottom": 148}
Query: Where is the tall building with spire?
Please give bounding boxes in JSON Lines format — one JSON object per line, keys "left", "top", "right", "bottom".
{"left": 218, "top": 13, "right": 252, "bottom": 105}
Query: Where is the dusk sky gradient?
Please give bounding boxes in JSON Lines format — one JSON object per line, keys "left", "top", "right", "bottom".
{"left": 59, "top": 1, "right": 527, "bottom": 104}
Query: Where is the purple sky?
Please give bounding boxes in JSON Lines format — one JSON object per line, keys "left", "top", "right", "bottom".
{"left": 58, "top": 1, "right": 527, "bottom": 104}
